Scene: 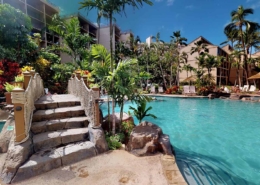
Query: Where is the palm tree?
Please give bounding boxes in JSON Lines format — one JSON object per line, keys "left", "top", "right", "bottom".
{"left": 225, "top": 5, "right": 260, "bottom": 84}
{"left": 190, "top": 40, "right": 209, "bottom": 56}
{"left": 80, "top": 0, "right": 153, "bottom": 135}
{"left": 170, "top": 30, "right": 187, "bottom": 47}
{"left": 170, "top": 31, "right": 187, "bottom": 86}
{"left": 79, "top": 0, "right": 109, "bottom": 44}
{"left": 229, "top": 50, "right": 243, "bottom": 87}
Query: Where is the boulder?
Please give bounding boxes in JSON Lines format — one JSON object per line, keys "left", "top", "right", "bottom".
{"left": 0, "top": 113, "right": 14, "bottom": 153}
{"left": 1, "top": 136, "right": 33, "bottom": 184}
{"left": 102, "top": 113, "right": 134, "bottom": 132}
{"left": 229, "top": 93, "right": 240, "bottom": 100}
{"left": 208, "top": 94, "right": 215, "bottom": 99}
{"left": 88, "top": 125, "right": 108, "bottom": 154}
{"left": 126, "top": 121, "right": 173, "bottom": 156}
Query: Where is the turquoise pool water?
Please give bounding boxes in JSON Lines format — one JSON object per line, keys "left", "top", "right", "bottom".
{"left": 100, "top": 97, "right": 260, "bottom": 185}
{"left": 0, "top": 121, "right": 5, "bottom": 132}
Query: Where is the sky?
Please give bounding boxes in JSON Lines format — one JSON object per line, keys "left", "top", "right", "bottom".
{"left": 49, "top": 0, "right": 260, "bottom": 46}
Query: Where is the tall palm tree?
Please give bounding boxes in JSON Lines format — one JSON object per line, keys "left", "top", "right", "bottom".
{"left": 170, "top": 30, "right": 187, "bottom": 47}
{"left": 170, "top": 31, "right": 187, "bottom": 85}
{"left": 190, "top": 40, "right": 209, "bottom": 56}
{"left": 80, "top": 0, "right": 153, "bottom": 135}
{"left": 79, "top": 1, "right": 110, "bottom": 44}
{"left": 225, "top": 5, "right": 260, "bottom": 84}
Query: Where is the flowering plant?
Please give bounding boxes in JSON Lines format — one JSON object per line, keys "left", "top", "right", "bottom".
{"left": 165, "top": 86, "right": 181, "bottom": 94}
{"left": 0, "top": 60, "right": 20, "bottom": 92}
{"left": 21, "top": 66, "right": 33, "bottom": 72}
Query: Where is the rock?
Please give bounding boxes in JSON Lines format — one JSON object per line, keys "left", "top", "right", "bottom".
{"left": 1, "top": 137, "right": 33, "bottom": 184}
{"left": 208, "top": 94, "right": 215, "bottom": 99}
{"left": 241, "top": 97, "right": 250, "bottom": 101}
{"left": 158, "top": 134, "right": 173, "bottom": 156}
{"left": 102, "top": 113, "right": 134, "bottom": 132}
{"left": 88, "top": 125, "right": 108, "bottom": 154}
{"left": 126, "top": 121, "right": 173, "bottom": 156}
{"left": 229, "top": 93, "right": 240, "bottom": 100}
{"left": 219, "top": 96, "right": 227, "bottom": 99}
{"left": 0, "top": 114, "right": 14, "bottom": 153}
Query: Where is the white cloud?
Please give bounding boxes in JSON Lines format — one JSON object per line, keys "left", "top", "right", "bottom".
{"left": 167, "top": 0, "right": 174, "bottom": 6}
{"left": 185, "top": 5, "right": 194, "bottom": 9}
{"left": 251, "top": 1, "right": 260, "bottom": 9}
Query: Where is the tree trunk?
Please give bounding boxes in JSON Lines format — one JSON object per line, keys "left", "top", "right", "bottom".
{"left": 170, "top": 62, "right": 172, "bottom": 87}
{"left": 109, "top": 13, "right": 113, "bottom": 70}
{"left": 159, "top": 62, "right": 167, "bottom": 89}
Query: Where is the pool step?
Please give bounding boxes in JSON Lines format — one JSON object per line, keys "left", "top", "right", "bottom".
{"left": 12, "top": 141, "right": 97, "bottom": 183}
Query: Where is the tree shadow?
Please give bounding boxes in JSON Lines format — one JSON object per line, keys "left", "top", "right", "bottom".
{"left": 173, "top": 147, "right": 257, "bottom": 185}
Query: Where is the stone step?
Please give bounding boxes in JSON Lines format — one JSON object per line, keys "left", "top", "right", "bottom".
{"left": 31, "top": 117, "right": 89, "bottom": 134}
{"left": 35, "top": 94, "right": 81, "bottom": 110}
{"left": 12, "top": 141, "right": 97, "bottom": 183}
{"left": 33, "top": 128, "right": 89, "bottom": 152}
{"left": 32, "top": 106, "right": 85, "bottom": 122}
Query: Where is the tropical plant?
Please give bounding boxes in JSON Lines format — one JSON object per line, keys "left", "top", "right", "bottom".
{"left": 4, "top": 82, "right": 15, "bottom": 92}
{"left": 49, "top": 15, "right": 92, "bottom": 66}
{"left": 190, "top": 40, "right": 209, "bottom": 56}
{"left": 0, "top": 60, "right": 20, "bottom": 90}
{"left": 0, "top": 4, "right": 33, "bottom": 61}
{"left": 79, "top": 0, "right": 153, "bottom": 72}
{"left": 129, "top": 100, "right": 157, "bottom": 123}
{"left": 121, "top": 120, "right": 135, "bottom": 137}
{"left": 105, "top": 132, "right": 124, "bottom": 150}
{"left": 15, "top": 75, "right": 24, "bottom": 82}
{"left": 224, "top": 5, "right": 260, "bottom": 84}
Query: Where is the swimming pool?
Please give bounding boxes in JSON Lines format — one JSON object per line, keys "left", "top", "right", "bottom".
{"left": 0, "top": 120, "right": 5, "bottom": 132}
{"left": 100, "top": 97, "right": 260, "bottom": 185}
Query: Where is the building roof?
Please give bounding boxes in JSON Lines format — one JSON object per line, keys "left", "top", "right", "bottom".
{"left": 187, "top": 36, "right": 214, "bottom": 46}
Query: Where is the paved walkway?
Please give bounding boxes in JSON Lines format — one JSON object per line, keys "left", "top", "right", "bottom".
{"left": 9, "top": 150, "right": 185, "bottom": 185}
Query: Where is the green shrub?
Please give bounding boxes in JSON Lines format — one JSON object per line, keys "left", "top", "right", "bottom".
{"left": 122, "top": 120, "right": 134, "bottom": 136}
{"left": 105, "top": 132, "right": 125, "bottom": 150}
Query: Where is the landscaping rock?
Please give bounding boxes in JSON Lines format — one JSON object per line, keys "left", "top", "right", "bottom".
{"left": 0, "top": 114, "right": 14, "bottom": 153}
{"left": 102, "top": 113, "right": 134, "bottom": 132}
{"left": 88, "top": 125, "right": 108, "bottom": 154}
{"left": 208, "top": 94, "right": 215, "bottom": 99}
{"left": 1, "top": 137, "right": 33, "bottom": 184}
{"left": 126, "top": 121, "right": 173, "bottom": 156}
{"left": 229, "top": 93, "right": 240, "bottom": 100}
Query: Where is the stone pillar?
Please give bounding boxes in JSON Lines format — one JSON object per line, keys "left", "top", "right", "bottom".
{"left": 23, "top": 71, "right": 31, "bottom": 90}
{"left": 92, "top": 88, "right": 101, "bottom": 128}
{"left": 11, "top": 87, "right": 26, "bottom": 142}
{"left": 29, "top": 70, "right": 35, "bottom": 77}
{"left": 82, "top": 75, "right": 88, "bottom": 88}
{"left": 76, "top": 71, "right": 81, "bottom": 80}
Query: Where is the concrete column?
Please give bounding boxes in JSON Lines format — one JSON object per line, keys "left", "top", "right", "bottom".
{"left": 82, "top": 75, "right": 89, "bottom": 88}
{"left": 92, "top": 88, "right": 101, "bottom": 128}
{"left": 12, "top": 88, "right": 26, "bottom": 142}
{"left": 76, "top": 71, "right": 81, "bottom": 80}
{"left": 23, "top": 71, "right": 31, "bottom": 90}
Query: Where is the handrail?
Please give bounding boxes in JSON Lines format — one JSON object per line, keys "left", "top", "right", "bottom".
{"left": 11, "top": 73, "right": 44, "bottom": 144}
{"left": 68, "top": 76, "right": 100, "bottom": 128}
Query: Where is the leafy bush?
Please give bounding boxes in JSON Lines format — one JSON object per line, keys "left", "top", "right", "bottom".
{"left": 105, "top": 132, "right": 125, "bottom": 150}
{"left": 165, "top": 86, "right": 182, "bottom": 94}
{"left": 121, "top": 120, "right": 135, "bottom": 137}
{"left": 197, "top": 85, "right": 215, "bottom": 96}
{"left": 15, "top": 74, "right": 24, "bottom": 82}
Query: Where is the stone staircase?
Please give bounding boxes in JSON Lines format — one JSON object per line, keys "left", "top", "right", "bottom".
{"left": 12, "top": 94, "right": 101, "bottom": 182}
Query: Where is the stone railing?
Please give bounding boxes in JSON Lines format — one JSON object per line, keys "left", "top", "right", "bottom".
{"left": 68, "top": 73, "right": 100, "bottom": 128}
{"left": 11, "top": 71, "right": 44, "bottom": 143}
